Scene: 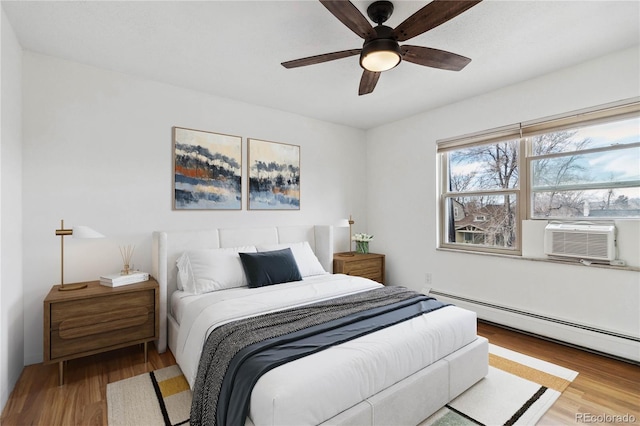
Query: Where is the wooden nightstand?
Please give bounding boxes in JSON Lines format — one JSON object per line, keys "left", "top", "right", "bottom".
{"left": 43, "top": 279, "right": 159, "bottom": 385}
{"left": 333, "top": 252, "right": 385, "bottom": 284}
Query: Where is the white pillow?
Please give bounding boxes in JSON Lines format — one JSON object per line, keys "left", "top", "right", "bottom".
{"left": 256, "top": 241, "right": 327, "bottom": 277}
{"left": 176, "top": 246, "right": 257, "bottom": 294}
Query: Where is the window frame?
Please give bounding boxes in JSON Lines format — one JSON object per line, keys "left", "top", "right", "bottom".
{"left": 439, "top": 139, "right": 526, "bottom": 256}
{"left": 527, "top": 142, "right": 640, "bottom": 218}
{"left": 437, "top": 98, "right": 640, "bottom": 255}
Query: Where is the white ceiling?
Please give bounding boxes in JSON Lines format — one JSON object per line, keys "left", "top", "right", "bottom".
{"left": 3, "top": 1, "right": 639, "bottom": 129}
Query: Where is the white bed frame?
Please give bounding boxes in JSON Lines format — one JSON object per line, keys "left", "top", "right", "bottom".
{"left": 152, "top": 225, "right": 488, "bottom": 426}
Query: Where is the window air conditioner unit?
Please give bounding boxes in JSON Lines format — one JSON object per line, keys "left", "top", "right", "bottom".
{"left": 544, "top": 222, "right": 616, "bottom": 262}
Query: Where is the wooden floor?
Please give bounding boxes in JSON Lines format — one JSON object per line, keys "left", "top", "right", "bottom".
{"left": 478, "top": 322, "right": 640, "bottom": 425}
{"left": 1, "top": 322, "right": 638, "bottom": 425}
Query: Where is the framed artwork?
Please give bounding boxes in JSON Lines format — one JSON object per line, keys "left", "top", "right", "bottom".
{"left": 248, "top": 138, "right": 300, "bottom": 210}
{"left": 173, "top": 127, "right": 242, "bottom": 210}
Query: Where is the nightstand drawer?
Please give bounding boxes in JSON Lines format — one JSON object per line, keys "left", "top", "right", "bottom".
{"left": 47, "top": 286, "right": 157, "bottom": 360}
{"left": 51, "top": 311, "right": 155, "bottom": 359}
{"left": 50, "top": 290, "right": 154, "bottom": 328}
{"left": 58, "top": 306, "right": 149, "bottom": 339}
{"left": 343, "top": 258, "right": 383, "bottom": 276}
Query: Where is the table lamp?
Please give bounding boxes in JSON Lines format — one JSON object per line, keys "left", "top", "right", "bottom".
{"left": 336, "top": 215, "right": 356, "bottom": 256}
{"left": 55, "top": 219, "right": 105, "bottom": 291}
{"left": 348, "top": 214, "right": 355, "bottom": 254}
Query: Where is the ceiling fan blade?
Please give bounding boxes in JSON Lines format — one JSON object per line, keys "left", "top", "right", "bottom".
{"left": 320, "top": 0, "right": 376, "bottom": 39}
{"left": 359, "top": 70, "right": 381, "bottom": 96}
{"left": 393, "top": 0, "right": 482, "bottom": 42}
{"left": 282, "top": 49, "right": 362, "bottom": 69}
{"left": 401, "top": 45, "right": 471, "bottom": 71}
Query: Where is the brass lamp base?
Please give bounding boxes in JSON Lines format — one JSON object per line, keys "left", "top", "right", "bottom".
{"left": 58, "top": 282, "right": 88, "bottom": 291}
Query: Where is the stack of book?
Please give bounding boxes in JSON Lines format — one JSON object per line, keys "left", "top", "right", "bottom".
{"left": 99, "top": 271, "right": 149, "bottom": 287}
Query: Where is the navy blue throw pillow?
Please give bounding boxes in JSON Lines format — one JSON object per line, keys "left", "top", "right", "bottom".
{"left": 239, "top": 248, "right": 303, "bottom": 288}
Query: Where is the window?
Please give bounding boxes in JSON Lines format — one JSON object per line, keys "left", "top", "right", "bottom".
{"left": 529, "top": 117, "right": 640, "bottom": 219}
{"left": 441, "top": 139, "right": 522, "bottom": 254}
{"left": 438, "top": 100, "right": 640, "bottom": 255}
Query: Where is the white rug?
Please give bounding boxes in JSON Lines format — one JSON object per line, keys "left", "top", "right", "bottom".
{"left": 107, "top": 343, "right": 578, "bottom": 426}
{"left": 421, "top": 344, "right": 578, "bottom": 426}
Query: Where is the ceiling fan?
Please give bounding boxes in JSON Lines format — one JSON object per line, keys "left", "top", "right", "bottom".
{"left": 282, "top": 0, "right": 482, "bottom": 95}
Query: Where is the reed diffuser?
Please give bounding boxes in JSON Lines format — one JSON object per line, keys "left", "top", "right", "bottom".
{"left": 119, "top": 244, "right": 135, "bottom": 275}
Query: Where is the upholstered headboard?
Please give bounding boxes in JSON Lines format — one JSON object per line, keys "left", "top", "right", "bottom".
{"left": 151, "top": 225, "right": 333, "bottom": 353}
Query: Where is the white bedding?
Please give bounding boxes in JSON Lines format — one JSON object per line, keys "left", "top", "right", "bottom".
{"left": 174, "top": 274, "right": 381, "bottom": 386}
{"left": 173, "top": 274, "right": 478, "bottom": 426}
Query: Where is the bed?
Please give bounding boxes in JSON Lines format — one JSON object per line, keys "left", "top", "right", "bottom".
{"left": 152, "top": 225, "right": 488, "bottom": 426}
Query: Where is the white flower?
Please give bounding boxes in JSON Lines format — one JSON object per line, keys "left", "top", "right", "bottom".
{"left": 352, "top": 233, "right": 374, "bottom": 242}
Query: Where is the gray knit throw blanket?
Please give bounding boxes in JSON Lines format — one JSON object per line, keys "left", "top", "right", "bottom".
{"left": 190, "top": 286, "right": 424, "bottom": 426}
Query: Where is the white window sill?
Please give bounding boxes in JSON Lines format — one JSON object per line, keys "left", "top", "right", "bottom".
{"left": 436, "top": 246, "right": 640, "bottom": 272}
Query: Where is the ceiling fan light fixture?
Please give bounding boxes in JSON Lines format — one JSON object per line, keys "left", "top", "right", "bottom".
{"left": 360, "top": 38, "right": 401, "bottom": 72}
{"left": 284, "top": 0, "right": 482, "bottom": 95}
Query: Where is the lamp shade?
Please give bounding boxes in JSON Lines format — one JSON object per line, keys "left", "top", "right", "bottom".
{"left": 55, "top": 220, "right": 105, "bottom": 290}
{"left": 360, "top": 39, "right": 401, "bottom": 72}
{"left": 335, "top": 218, "right": 351, "bottom": 228}
{"left": 72, "top": 225, "right": 105, "bottom": 239}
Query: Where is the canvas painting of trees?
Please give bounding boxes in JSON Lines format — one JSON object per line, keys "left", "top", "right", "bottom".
{"left": 173, "top": 127, "right": 242, "bottom": 210}
{"left": 248, "top": 139, "right": 300, "bottom": 210}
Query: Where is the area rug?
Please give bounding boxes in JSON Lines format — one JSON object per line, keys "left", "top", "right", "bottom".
{"left": 421, "top": 344, "right": 578, "bottom": 426}
{"left": 106, "top": 343, "right": 577, "bottom": 426}
{"left": 107, "top": 364, "right": 191, "bottom": 426}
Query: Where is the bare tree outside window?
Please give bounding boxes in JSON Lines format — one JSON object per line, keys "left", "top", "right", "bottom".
{"left": 447, "top": 140, "right": 520, "bottom": 250}
{"left": 530, "top": 118, "right": 640, "bottom": 218}
{"left": 530, "top": 130, "right": 591, "bottom": 217}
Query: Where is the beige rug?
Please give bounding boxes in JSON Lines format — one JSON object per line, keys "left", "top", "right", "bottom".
{"left": 107, "top": 344, "right": 577, "bottom": 426}
{"left": 421, "top": 344, "right": 578, "bottom": 426}
{"left": 107, "top": 364, "right": 191, "bottom": 426}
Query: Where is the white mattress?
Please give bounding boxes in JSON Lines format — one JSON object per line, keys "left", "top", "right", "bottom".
{"left": 172, "top": 274, "right": 477, "bottom": 426}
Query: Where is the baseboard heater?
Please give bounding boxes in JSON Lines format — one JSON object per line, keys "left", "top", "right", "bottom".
{"left": 430, "top": 290, "right": 640, "bottom": 344}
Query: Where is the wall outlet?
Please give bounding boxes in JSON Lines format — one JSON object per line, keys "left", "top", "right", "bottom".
{"left": 425, "top": 273, "right": 432, "bottom": 285}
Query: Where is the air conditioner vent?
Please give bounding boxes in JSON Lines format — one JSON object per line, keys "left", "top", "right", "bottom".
{"left": 544, "top": 223, "right": 615, "bottom": 261}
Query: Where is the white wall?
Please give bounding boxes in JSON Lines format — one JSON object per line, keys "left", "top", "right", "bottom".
{"left": 0, "top": 8, "right": 24, "bottom": 410}
{"left": 366, "top": 46, "right": 640, "bottom": 361}
{"left": 21, "top": 52, "right": 368, "bottom": 365}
